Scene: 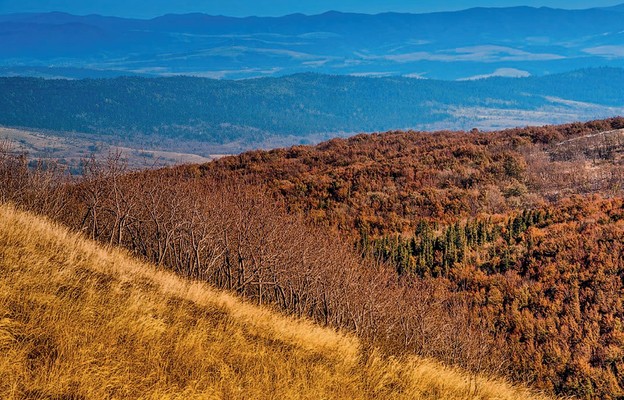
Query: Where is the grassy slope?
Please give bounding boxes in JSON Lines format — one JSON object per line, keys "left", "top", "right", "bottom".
{"left": 0, "top": 204, "right": 550, "bottom": 400}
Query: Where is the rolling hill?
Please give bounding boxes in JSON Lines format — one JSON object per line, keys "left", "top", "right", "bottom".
{"left": 0, "top": 204, "right": 549, "bottom": 399}
{"left": 1, "top": 68, "right": 623, "bottom": 159}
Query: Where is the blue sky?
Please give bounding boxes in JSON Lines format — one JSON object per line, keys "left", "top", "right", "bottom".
{"left": 0, "top": 0, "right": 621, "bottom": 17}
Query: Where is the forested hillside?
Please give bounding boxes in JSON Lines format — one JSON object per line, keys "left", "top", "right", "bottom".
{"left": 1, "top": 118, "right": 624, "bottom": 398}
{"left": 1, "top": 68, "right": 623, "bottom": 146}
{"left": 196, "top": 118, "right": 624, "bottom": 233}
{"left": 180, "top": 117, "right": 624, "bottom": 397}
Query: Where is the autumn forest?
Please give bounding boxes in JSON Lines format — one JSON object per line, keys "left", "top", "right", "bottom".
{"left": 1, "top": 117, "right": 623, "bottom": 398}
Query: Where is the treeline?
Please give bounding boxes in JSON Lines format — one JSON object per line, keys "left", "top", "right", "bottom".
{"left": 363, "top": 209, "right": 552, "bottom": 277}
{"left": 1, "top": 68, "right": 624, "bottom": 143}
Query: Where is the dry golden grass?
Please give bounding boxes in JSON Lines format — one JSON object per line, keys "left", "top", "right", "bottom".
{"left": 0, "top": 204, "right": 552, "bottom": 400}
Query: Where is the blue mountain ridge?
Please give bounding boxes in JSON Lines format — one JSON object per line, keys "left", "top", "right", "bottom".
{"left": 1, "top": 5, "right": 624, "bottom": 80}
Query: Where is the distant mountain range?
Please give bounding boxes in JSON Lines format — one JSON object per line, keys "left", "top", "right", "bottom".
{"left": 1, "top": 5, "right": 624, "bottom": 80}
